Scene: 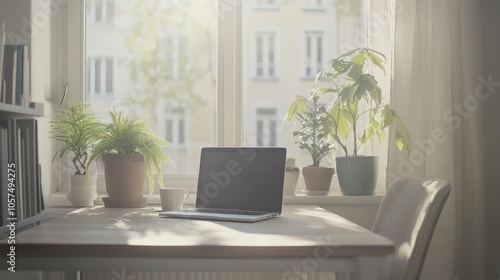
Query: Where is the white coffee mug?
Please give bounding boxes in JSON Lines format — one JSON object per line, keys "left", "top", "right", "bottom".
{"left": 160, "top": 188, "right": 190, "bottom": 211}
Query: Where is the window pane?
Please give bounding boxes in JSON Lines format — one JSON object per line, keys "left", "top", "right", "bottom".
{"left": 95, "top": 0, "right": 103, "bottom": 22}
{"left": 242, "top": 0, "right": 374, "bottom": 168}
{"left": 94, "top": 59, "right": 100, "bottom": 94}
{"left": 105, "top": 58, "right": 113, "bottom": 94}
{"left": 106, "top": 0, "right": 114, "bottom": 22}
{"left": 86, "top": 0, "right": 217, "bottom": 173}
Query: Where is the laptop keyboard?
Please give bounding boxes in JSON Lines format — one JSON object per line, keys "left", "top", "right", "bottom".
{"left": 185, "top": 208, "right": 267, "bottom": 216}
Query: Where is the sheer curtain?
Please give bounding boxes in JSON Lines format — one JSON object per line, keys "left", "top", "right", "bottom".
{"left": 387, "top": 0, "right": 486, "bottom": 279}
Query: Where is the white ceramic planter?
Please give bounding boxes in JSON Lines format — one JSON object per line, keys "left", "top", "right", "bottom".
{"left": 336, "top": 156, "right": 378, "bottom": 195}
{"left": 283, "top": 171, "right": 299, "bottom": 195}
{"left": 67, "top": 174, "right": 98, "bottom": 206}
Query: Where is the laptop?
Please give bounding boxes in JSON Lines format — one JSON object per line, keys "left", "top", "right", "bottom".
{"left": 159, "top": 147, "right": 287, "bottom": 222}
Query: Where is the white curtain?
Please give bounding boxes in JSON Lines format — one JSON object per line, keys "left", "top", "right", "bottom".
{"left": 387, "top": 0, "right": 486, "bottom": 279}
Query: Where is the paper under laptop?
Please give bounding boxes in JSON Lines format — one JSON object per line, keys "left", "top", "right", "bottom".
{"left": 159, "top": 147, "right": 286, "bottom": 222}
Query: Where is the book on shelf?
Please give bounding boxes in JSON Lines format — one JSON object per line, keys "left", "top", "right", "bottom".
{"left": 2, "top": 47, "right": 16, "bottom": 105}
{"left": 16, "top": 127, "right": 24, "bottom": 220}
{"left": 22, "top": 45, "right": 30, "bottom": 107}
{"left": 17, "top": 119, "right": 39, "bottom": 219}
{"left": 0, "top": 124, "right": 9, "bottom": 226}
{"left": 0, "top": 118, "right": 42, "bottom": 226}
{"left": 1, "top": 44, "right": 29, "bottom": 107}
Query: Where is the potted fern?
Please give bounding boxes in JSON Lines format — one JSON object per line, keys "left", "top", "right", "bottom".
{"left": 316, "top": 48, "right": 410, "bottom": 195}
{"left": 285, "top": 94, "right": 336, "bottom": 193}
{"left": 87, "top": 110, "right": 170, "bottom": 208}
{"left": 50, "top": 102, "right": 102, "bottom": 206}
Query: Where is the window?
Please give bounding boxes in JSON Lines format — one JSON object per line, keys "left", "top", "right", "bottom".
{"left": 303, "top": 31, "right": 326, "bottom": 79}
{"left": 254, "top": 0, "right": 280, "bottom": 10}
{"left": 254, "top": 31, "right": 278, "bottom": 79}
{"left": 63, "top": 0, "right": 392, "bottom": 194}
{"left": 84, "top": 0, "right": 217, "bottom": 174}
{"left": 87, "top": 57, "right": 113, "bottom": 97}
{"left": 303, "top": 0, "right": 326, "bottom": 11}
{"left": 87, "top": 0, "right": 114, "bottom": 24}
{"left": 256, "top": 108, "right": 278, "bottom": 147}
{"left": 157, "top": 35, "right": 184, "bottom": 80}
{"left": 163, "top": 107, "right": 186, "bottom": 147}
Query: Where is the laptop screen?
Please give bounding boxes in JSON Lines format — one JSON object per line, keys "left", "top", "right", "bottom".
{"left": 195, "top": 147, "right": 286, "bottom": 213}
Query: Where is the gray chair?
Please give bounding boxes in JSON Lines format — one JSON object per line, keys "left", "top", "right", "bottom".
{"left": 372, "top": 177, "right": 451, "bottom": 280}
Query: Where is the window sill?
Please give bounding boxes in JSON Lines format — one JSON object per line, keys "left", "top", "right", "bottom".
{"left": 47, "top": 192, "right": 383, "bottom": 207}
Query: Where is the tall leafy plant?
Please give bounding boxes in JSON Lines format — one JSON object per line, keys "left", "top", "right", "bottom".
{"left": 50, "top": 102, "right": 102, "bottom": 175}
{"left": 285, "top": 95, "right": 336, "bottom": 167}
{"left": 87, "top": 110, "right": 170, "bottom": 194}
{"left": 316, "top": 48, "right": 410, "bottom": 156}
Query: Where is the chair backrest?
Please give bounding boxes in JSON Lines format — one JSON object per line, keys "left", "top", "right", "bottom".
{"left": 372, "top": 177, "right": 451, "bottom": 280}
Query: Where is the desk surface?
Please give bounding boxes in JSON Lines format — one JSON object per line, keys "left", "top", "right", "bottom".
{"left": 2, "top": 205, "right": 393, "bottom": 260}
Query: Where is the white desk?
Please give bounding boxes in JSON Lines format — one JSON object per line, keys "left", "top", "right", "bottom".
{"left": 0, "top": 205, "right": 393, "bottom": 279}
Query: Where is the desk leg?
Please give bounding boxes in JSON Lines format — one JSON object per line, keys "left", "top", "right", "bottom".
{"left": 350, "top": 257, "right": 381, "bottom": 280}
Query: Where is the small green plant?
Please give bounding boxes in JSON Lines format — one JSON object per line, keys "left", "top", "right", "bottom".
{"left": 285, "top": 157, "right": 299, "bottom": 172}
{"left": 50, "top": 102, "right": 102, "bottom": 175}
{"left": 285, "top": 94, "right": 336, "bottom": 167}
{"left": 87, "top": 110, "right": 170, "bottom": 194}
{"left": 316, "top": 48, "right": 410, "bottom": 156}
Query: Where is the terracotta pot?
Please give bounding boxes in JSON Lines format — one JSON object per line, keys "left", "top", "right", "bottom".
{"left": 302, "top": 166, "right": 335, "bottom": 192}
{"left": 102, "top": 154, "right": 147, "bottom": 207}
{"left": 67, "top": 174, "right": 97, "bottom": 206}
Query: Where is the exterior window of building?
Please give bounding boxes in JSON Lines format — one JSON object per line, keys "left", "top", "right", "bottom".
{"left": 157, "top": 36, "right": 184, "bottom": 80}
{"left": 256, "top": 108, "right": 277, "bottom": 147}
{"left": 164, "top": 107, "right": 186, "bottom": 147}
{"left": 87, "top": 0, "right": 114, "bottom": 24}
{"left": 254, "top": 0, "right": 280, "bottom": 10}
{"left": 303, "top": 0, "right": 326, "bottom": 11}
{"left": 254, "top": 31, "right": 278, "bottom": 79}
{"left": 303, "top": 31, "right": 325, "bottom": 79}
{"left": 87, "top": 57, "right": 113, "bottom": 97}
